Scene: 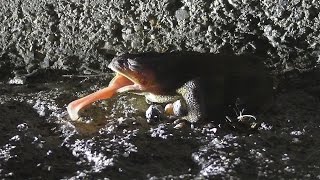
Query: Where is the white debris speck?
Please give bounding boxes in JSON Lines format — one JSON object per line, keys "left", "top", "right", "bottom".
{"left": 281, "top": 153, "right": 290, "bottom": 161}
{"left": 290, "top": 130, "right": 303, "bottom": 136}
{"left": 8, "top": 76, "right": 26, "bottom": 85}
{"left": 9, "top": 135, "right": 20, "bottom": 142}
{"left": 33, "top": 99, "right": 47, "bottom": 117}
{"left": 249, "top": 149, "right": 263, "bottom": 159}
{"left": 259, "top": 122, "right": 273, "bottom": 130}
{"left": 17, "top": 123, "right": 29, "bottom": 131}
{"left": 284, "top": 166, "right": 295, "bottom": 173}
{"left": 0, "top": 144, "right": 16, "bottom": 162}
{"left": 149, "top": 124, "right": 172, "bottom": 139}
{"left": 117, "top": 117, "right": 126, "bottom": 124}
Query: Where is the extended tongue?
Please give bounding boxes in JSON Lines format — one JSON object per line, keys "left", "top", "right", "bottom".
{"left": 67, "top": 74, "right": 133, "bottom": 120}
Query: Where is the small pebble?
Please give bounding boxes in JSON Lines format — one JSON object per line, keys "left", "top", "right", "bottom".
{"left": 164, "top": 103, "right": 174, "bottom": 116}
{"left": 146, "top": 105, "right": 164, "bottom": 123}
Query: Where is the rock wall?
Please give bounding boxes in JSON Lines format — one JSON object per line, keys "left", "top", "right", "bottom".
{"left": 0, "top": 0, "right": 320, "bottom": 76}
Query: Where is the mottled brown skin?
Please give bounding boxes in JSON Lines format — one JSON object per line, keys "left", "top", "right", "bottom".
{"left": 108, "top": 52, "right": 273, "bottom": 123}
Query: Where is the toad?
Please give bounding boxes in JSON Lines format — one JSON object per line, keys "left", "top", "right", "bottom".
{"left": 67, "top": 52, "right": 273, "bottom": 123}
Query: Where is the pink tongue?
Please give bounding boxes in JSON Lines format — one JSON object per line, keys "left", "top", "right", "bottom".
{"left": 67, "top": 74, "right": 133, "bottom": 120}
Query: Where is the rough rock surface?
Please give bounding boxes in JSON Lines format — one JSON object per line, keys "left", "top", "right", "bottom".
{"left": 0, "top": 0, "right": 320, "bottom": 77}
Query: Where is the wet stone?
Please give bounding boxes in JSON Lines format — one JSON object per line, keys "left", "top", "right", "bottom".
{"left": 164, "top": 103, "right": 174, "bottom": 116}
{"left": 145, "top": 104, "right": 164, "bottom": 123}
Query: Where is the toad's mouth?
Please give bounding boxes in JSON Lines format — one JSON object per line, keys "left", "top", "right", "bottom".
{"left": 67, "top": 72, "right": 143, "bottom": 121}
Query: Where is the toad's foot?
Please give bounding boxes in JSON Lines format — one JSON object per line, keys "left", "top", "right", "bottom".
{"left": 173, "top": 118, "right": 194, "bottom": 129}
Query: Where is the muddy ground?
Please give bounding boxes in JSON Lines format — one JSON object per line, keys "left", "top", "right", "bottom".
{"left": 1, "top": 0, "right": 320, "bottom": 179}
{"left": 0, "top": 68, "right": 319, "bottom": 179}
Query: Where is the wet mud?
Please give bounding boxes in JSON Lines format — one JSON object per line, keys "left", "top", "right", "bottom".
{"left": 0, "top": 69, "right": 320, "bottom": 179}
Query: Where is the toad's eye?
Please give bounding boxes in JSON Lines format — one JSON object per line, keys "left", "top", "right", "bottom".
{"left": 116, "top": 58, "right": 126, "bottom": 66}
{"left": 128, "top": 59, "right": 142, "bottom": 71}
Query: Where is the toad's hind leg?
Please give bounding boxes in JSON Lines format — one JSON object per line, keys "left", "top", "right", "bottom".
{"left": 177, "top": 78, "right": 205, "bottom": 123}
